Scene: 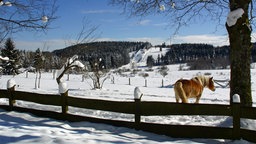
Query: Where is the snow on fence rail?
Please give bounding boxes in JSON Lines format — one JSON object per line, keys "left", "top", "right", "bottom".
{"left": 0, "top": 86, "right": 256, "bottom": 142}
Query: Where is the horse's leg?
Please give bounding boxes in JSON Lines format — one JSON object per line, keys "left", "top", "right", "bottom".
{"left": 195, "top": 94, "right": 201, "bottom": 103}
{"left": 174, "top": 81, "right": 188, "bottom": 103}
{"left": 175, "top": 96, "right": 180, "bottom": 103}
{"left": 174, "top": 87, "right": 180, "bottom": 103}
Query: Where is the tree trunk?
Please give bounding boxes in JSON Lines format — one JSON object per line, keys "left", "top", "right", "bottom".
{"left": 226, "top": 0, "right": 252, "bottom": 106}
{"left": 35, "top": 71, "right": 38, "bottom": 89}
{"left": 56, "top": 65, "right": 73, "bottom": 85}
{"left": 53, "top": 70, "right": 56, "bottom": 79}
{"left": 67, "top": 73, "right": 70, "bottom": 81}
{"left": 96, "top": 76, "right": 100, "bottom": 89}
{"left": 38, "top": 71, "right": 41, "bottom": 88}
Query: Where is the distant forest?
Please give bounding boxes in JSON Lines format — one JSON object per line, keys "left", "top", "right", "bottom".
{"left": 14, "top": 41, "right": 256, "bottom": 71}
{"left": 161, "top": 43, "right": 256, "bottom": 70}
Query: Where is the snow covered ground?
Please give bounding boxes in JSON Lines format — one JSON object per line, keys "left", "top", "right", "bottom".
{"left": 0, "top": 47, "right": 255, "bottom": 143}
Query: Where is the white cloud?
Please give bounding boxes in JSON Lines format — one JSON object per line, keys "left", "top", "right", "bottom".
{"left": 135, "top": 20, "right": 168, "bottom": 27}
{"left": 15, "top": 39, "right": 67, "bottom": 51}
{"left": 172, "top": 34, "right": 229, "bottom": 46}
{"left": 172, "top": 33, "right": 256, "bottom": 46}
{"left": 128, "top": 37, "right": 164, "bottom": 45}
{"left": 153, "top": 22, "right": 168, "bottom": 27}
{"left": 96, "top": 38, "right": 117, "bottom": 41}
{"left": 15, "top": 33, "right": 256, "bottom": 52}
{"left": 98, "top": 34, "right": 231, "bottom": 47}
{"left": 81, "top": 10, "right": 119, "bottom": 14}
{"left": 136, "top": 20, "right": 151, "bottom": 26}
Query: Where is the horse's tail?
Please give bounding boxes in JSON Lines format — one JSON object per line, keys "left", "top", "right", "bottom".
{"left": 174, "top": 81, "right": 188, "bottom": 103}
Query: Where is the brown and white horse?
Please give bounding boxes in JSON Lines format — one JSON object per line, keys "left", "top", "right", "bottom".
{"left": 174, "top": 75, "right": 216, "bottom": 103}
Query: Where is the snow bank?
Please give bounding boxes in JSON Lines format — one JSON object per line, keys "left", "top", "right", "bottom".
{"left": 227, "top": 8, "right": 244, "bottom": 27}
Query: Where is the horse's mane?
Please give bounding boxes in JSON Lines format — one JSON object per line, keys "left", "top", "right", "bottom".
{"left": 192, "top": 75, "right": 211, "bottom": 87}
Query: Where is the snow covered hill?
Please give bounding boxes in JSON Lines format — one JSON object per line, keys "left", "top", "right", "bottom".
{"left": 131, "top": 47, "right": 170, "bottom": 66}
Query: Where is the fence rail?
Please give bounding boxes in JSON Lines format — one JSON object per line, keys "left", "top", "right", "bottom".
{"left": 0, "top": 88, "right": 256, "bottom": 142}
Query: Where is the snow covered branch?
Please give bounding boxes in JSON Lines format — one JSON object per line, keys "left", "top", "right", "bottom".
{"left": 56, "top": 55, "right": 85, "bottom": 84}
{"left": 0, "top": 55, "right": 9, "bottom": 61}
{"left": 0, "top": 56, "right": 9, "bottom": 73}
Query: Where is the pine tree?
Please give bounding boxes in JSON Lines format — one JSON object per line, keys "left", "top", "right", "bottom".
{"left": 1, "top": 38, "right": 21, "bottom": 75}
{"left": 146, "top": 55, "right": 155, "bottom": 68}
{"left": 34, "top": 48, "right": 45, "bottom": 71}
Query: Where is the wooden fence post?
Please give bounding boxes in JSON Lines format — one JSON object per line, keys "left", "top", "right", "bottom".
{"left": 134, "top": 87, "right": 143, "bottom": 129}
{"left": 7, "top": 79, "right": 16, "bottom": 111}
{"left": 7, "top": 86, "right": 16, "bottom": 110}
{"left": 61, "top": 91, "right": 68, "bottom": 114}
{"left": 232, "top": 94, "right": 241, "bottom": 140}
{"left": 59, "top": 82, "right": 68, "bottom": 114}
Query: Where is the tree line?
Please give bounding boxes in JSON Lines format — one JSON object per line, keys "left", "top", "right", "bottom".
{"left": 2, "top": 38, "right": 256, "bottom": 76}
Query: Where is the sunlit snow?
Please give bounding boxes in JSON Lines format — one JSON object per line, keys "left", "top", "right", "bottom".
{"left": 0, "top": 47, "right": 254, "bottom": 143}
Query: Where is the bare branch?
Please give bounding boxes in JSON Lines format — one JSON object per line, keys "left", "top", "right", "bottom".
{"left": 64, "top": 17, "right": 101, "bottom": 47}
{"left": 0, "top": 0, "right": 58, "bottom": 42}
{"left": 110, "top": 0, "right": 230, "bottom": 34}
{"left": 75, "top": 18, "right": 100, "bottom": 45}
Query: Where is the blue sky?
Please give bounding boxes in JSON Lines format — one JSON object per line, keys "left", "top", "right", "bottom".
{"left": 12, "top": 0, "right": 255, "bottom": 51}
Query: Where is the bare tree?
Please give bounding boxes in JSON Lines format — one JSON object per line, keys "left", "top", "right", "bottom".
{"left": 159, "top": 65, "right": 169, "bottom": 87}
{"left": 85, "top": 58, "right": 110, "bottom": 89}
{"left": 34, "top": 48, "right": 45, "bottom": 89}
{"left": 110, "top": 0, "right": 256, "bottom": 107}
{"left": 139, "top": 72, "right": 149, "bottom": 87}
{"left": 0, "top": 0, "right": 58, "bottom": 42}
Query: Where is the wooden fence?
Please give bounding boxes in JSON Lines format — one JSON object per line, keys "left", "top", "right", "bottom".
{"left": 0, "top": 87, "right": 256, "bottom": 142}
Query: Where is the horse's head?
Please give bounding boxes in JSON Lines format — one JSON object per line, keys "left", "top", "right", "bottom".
{"left": 197, "top": 76, "right": 216, "bottom": 91}
{"left": 207, "top": 77, "right": 216, "bottom": 91}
